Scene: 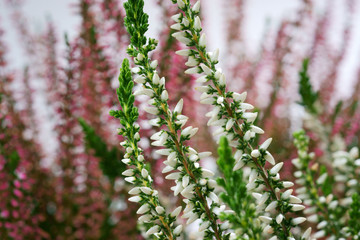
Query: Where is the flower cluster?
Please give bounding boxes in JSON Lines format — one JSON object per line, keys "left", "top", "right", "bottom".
{"left": 169, "top": 0, "right": 309, "bottom": 239}
{"left": 110, "top": 59, "right": 180, "bottom": 239}
{"left": 293, "top": 130, "right": 360, "bottom": 239}
{"left": 120, "top": 1, "right": 231, "bottom": 239}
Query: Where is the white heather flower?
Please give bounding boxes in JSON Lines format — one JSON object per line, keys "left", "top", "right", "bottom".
{"left": 137, "top": 204, "right": 150, "bottom": 214}
{"left": 276, "top": 214, "right": 284, "bottom": 224}
{"left": 146, "top": 225, "right": 160, "bottom": 236}
{"left": 186, "top": 212, "right": 198, "bottom": 224}
{"left": 170, "top": 23, "right": 182, "bottom": 30}
{"left": 185, "top": 66, "right": 200, "bottom": 74}
{"left": 181, "top": 17, "right": 189, "bottom": 26}
{"left": 242, "top": 112, "right": 258, "bottom": 122}
{"left": 144, "top": 106, "right": 159, "bottom": 115}
{"left": 174, "top": 225, "right": 183, "bottom": 235}
{"left": 150, "top": 75, "right": 160, "bottom": 87}
{"left": 182, "top": 175, "right": 190, "bottom": 187}
{"left": 292, "top": 217, "right": 306, "bottom": 225}
{"left": 200, "top": 63, "right": 212, "bottom": 75}
{"left": 283, "top": 181, "right": 294, "bottom": 188}
{"left": 233, "top": 92, "right": 247, "bottom": 102}
{"left": 259, "top": 216, "right": 272, "bottom": 223}
{"left": 226, "top": 119, "right": 235, "bottom": 130}
{"left": 134, "top": 75, "right": 146, "bottom": 84}
{"left": 196, "top": 75, "right": 207, "bottom": 83}
{"left": 171, "top": 13, "right": 182, "bottom": 22}
{"left": 140, "top": 187, "right": 152, "bottom": 195}
{"left": 156, "top": 148, "right": 172, "bottom": 155}
{"left": 171, "top": 206, "right": 182, "bottom": 217}
{"left": 131, "top": 67, "right": 140, "bottom": 73}
{"left": 217, "top": 96, "right": 224, "bottom": 104}
{"left": 265, "top": 151, "right": 275, "bottom": 165}
{"left": 302, "top": 227, "right": 312, "bottom": 239}
{"left": 174, "top": 99, "right": 183, "bottom": 113}
{"left": 141, "top": 169, "right": 149, "bottom": 178}
{"left": 317, "top": 220, "right": 327, "bottom": 229}
{"left": 160, "top": 90, "right": 168, "bottom": 101}
{"left": 219, "top": 73, "right": 226, "bottom": 86}
{"left": 202, "top": 169, "right": 215, "bottom": 177}
{"left": 125, "top": 177, "right": 136, "bottom": 183}
{"left": 316, "top": 173, "right": 328, "bottom": 185}
{"left": 281, "top": 189, "right": 293, "bottom": 199}
{"left": 307, "top": 215, "right": 319, "bottom": 223}
{"left": 150, "top": 60, "right": 158, "bottom": 69}
{"left": 199, "top": 151, "right": 212, "bottom": 158}
{"left": 176, "top": 0, "right": 185, "bottom": 9}
{"left": 260, "top": 138, "right": 272, "bottom": 150}
{"left": 128, "top": 188, "right": 140, "bottom": 195}
{"left": 313, "top": 230, "right": 326, "bottom": 238}
{"left": 159, "top": 77, "right": 165, "bottom": 86}
{"left": 265, "top": 201, "right": 277, "bottom": 212}
{"left": 155, "top": 206, "right": 165, "bottom": 215}
{"left": 251, "top": 149, "right": 260, "bottom": 158}
{"left": 201, "top": 98, "right": 213, "bottom": 105}
{"left": 176, "top": 49, "right": 191, "bottom": 56}
{"left": 166, "top": 172, "right": 181, "bottom": 180}
{"left": 199, "top": 221, "right": 210, "bottom": 232}
{"left": 199, "top": 33, "right": 206, "bottom": 47}
{"left": 270, "top": 162, "right": 283, "bottom": 175}
{"left": 162, "top": 166, "right": 173, "bottom": 173}
{"left": 233, "top": 159, "right": 245, "bottom": 171}
{"left": 250, "top": 125, "right": 264, "bottom": 134}
{"left": 209, "top": 192, "right": 219, "bottom": 203}
{"left": 192, "top": 0, "right": 200, "bottom": 13}
{"left": 258, "top": 192, "right": 270, "bottom": 205}
{"left": 291, "top": 204, "right": 305, "bottom": 211}
{"left": 173, "top": 183, "right": 183, "bottom": 196}
{"left": 122, "top": 169, "right": 134, "bottom": 176}
{"left": 128, "top": 196, "right": 141, "bottom": 203}
{"left": 138, "top": 214, "right": 152, "bottom": 223}
{"left": 210, "top": 48, "right": 219, "bottom": 62}
{"left": 134, "top": 88, "right": 154, "bottom": 97}
{"left": 264, "top": 225, "right": 273, "bottom": 234}
{"left": 194, "top": 16, "right": 201, "bottom": 30}
{"left": 240, "top": 103, "right": 254, "bottom": 110}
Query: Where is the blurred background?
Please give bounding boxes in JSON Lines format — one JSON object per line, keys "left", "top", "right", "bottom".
{"left": 0, "top": 0, "right": 359, "bottom": 239}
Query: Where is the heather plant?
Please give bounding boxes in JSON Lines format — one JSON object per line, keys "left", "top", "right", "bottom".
{"left": 110, "top": 0, "right": 360, "bottom": 239}
{"left": 0, "top": 0, "right": 360, "bottom": 239}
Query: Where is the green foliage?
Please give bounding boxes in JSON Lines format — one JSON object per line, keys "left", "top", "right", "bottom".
{"left": 79, "top": 118, "right": 125, "bottom": 182}
{"left": 109, "top": 59, "right": 138, "bottom": 127}
{"left": 216, "top": 137, "right": 261, "bottom": 240}
{"left": 123, "top": 0, "right": 149, "bottom": 48}
{"left": 298, "top": 58, "right": 319, "bottom": 114}
{"left": 6, "top": 151, "right": 20, "bottom": 174}
{"left": 348, "top": 193, "right": 360, "bottom": 237}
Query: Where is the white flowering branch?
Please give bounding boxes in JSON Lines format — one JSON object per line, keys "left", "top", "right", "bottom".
{"left": 292, "top": 130, "right": 360, "bottom": 239}
{"left": 122, "top": 1, "right": 229, "bottom": 239}
{"left": 169, "top": 0, "right": 310, "bottom": 239}
{"left": 110, "top": 59, "right": 180, "bottom": 239}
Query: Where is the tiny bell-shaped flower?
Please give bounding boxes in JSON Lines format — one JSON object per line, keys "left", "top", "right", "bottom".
{"left": 150, "top": 60, "right": 158, "bottom": 69}
{"left": 174, "top": 99, "right": 184, "bottom": 113}
{"left": 194, "top": 16, "right": 201, "bottom": 31}
{"left": 292, "top": 217, "right": 306, "bottom": 225}
{"left": 192, "top": 0, "right": 200, "bottom": 13}
{"left": 270, "top": 162, "right": 283, "bottom": 175}
{"left": 177, "top": 0, "right": 185, "bottom": 9}
{"left": 199, "top": 33, "right": 206, "bottom": 48}
{"left": 146, "top": 225, "right": 160, "bottom": 236}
